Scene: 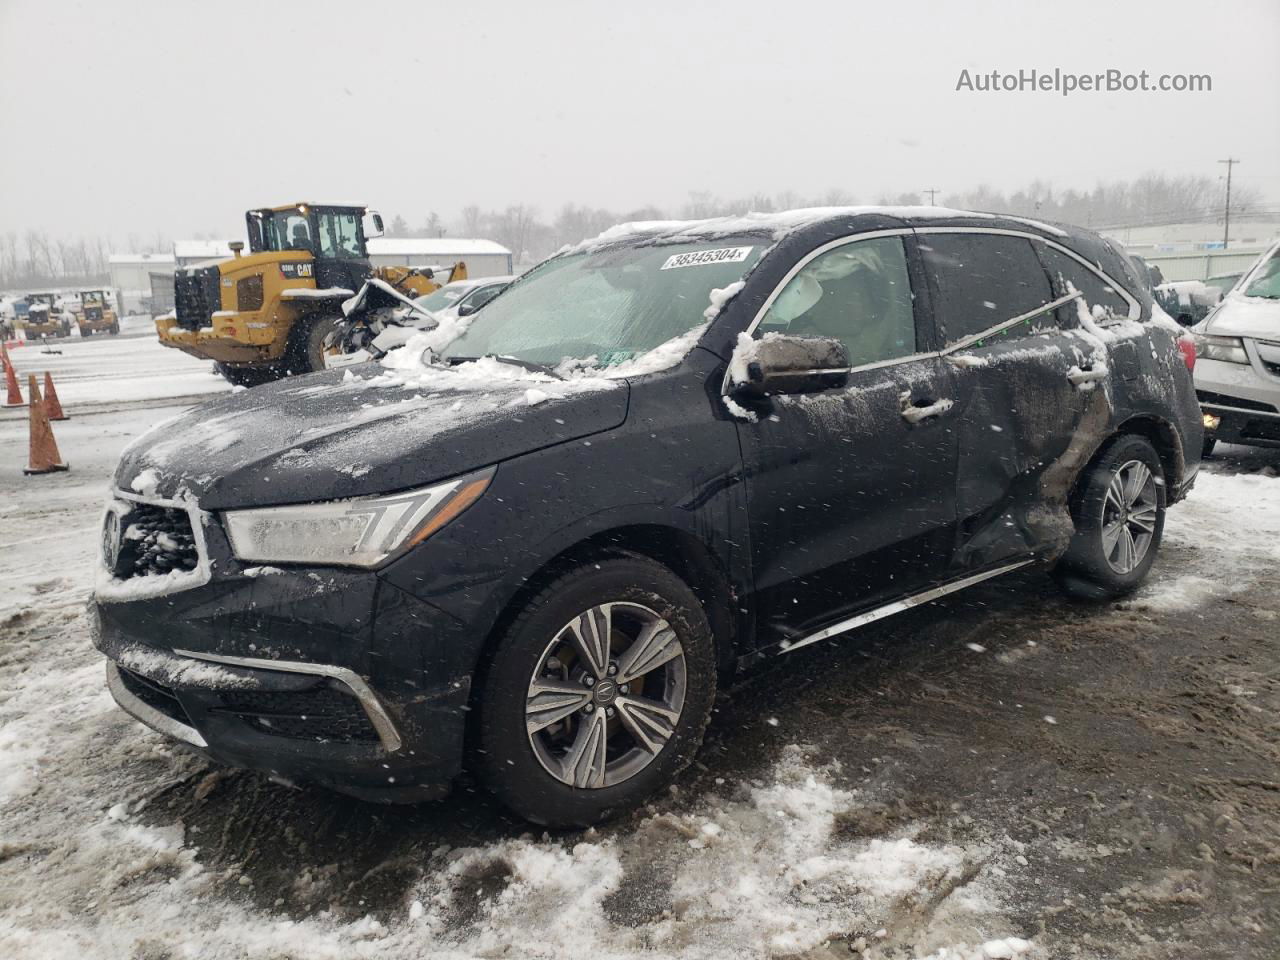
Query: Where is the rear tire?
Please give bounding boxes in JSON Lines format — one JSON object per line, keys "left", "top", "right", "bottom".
{"left": 1055, "top": 434, "right": 1166, "bottom": 600}
{"left": 475, "top": 555, "right": 716, "bottom": 827}
{"left": 1201, "top": 436, "right": 1216, "bottom": 459}
{"left": 214, "top": 362, "right": 281, "bottom": 388}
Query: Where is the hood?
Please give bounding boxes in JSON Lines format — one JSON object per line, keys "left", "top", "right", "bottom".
{"left": 1205, "top": 292, "right": 1280, "bottom": 340}
{"left": 115, "top": 360, "right": 629, "bottom": 510}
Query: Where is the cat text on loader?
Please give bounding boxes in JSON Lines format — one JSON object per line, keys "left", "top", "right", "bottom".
{"left": 155, "top": 203, "right": 466, "bottom": 386}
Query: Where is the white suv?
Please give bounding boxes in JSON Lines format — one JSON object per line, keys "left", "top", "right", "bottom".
{"left": 1194, "top": 241, "right": 1280, "bottom": 456}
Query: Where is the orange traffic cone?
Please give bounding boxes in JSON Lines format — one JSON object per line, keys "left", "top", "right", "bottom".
{"left": 23, "top": 374, "right": 69, "bottom": 475}
{"left": 43, "top": 371, "right": 68, "bottom": 420}
{"left": 2, "top": 342, "right": 23, "bottom": 407}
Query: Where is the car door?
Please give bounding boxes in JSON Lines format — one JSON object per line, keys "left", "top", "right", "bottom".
{"left": 733, "top": 232, "right": 959, "bottom": 650}
{"left": 915, "top": 230, "right": 1098, "bottom": 569}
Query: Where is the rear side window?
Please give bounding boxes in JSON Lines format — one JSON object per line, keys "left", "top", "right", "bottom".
{"left": 918, "top": 234, "right": 1053, "bottom": 345}
{"left": 1036, "top": 245, "right": 1131, "bottom": 320}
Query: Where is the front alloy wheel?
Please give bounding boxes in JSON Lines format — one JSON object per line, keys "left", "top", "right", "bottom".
{"left": 526, "top": 602, "right": 686, "bottom": 789}
{"left": 476, "top": 555, "right": 715, "bottom": 826}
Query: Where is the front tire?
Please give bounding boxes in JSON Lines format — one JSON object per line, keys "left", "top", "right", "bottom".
{"left": 1056, "top": 434, "right": 1166, "bottom": 599}
{"left": 476, "top": 555, "right": 716, "bottom": 827}
{"left": 285, "top": 314, "right": 341, "bottom": 375}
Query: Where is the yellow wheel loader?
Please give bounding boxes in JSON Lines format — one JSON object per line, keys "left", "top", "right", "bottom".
{"left": 75, "top": 289, "right": 120, "bottom": 336}
{"left": 155, "top": 203, "right": 466, "bottom": 386}
{"left": 20, "top": 293, "right": 73, "bottom": 339}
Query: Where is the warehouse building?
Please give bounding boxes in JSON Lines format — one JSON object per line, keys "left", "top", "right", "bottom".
{"left": 107, "top": 252, "right": 175, "bottom": 315}
{"left": 367, "top": 238, "right": 513, "bottom": 277}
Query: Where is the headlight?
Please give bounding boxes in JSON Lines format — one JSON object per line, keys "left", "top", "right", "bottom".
{"left": 224, "top": 468, "right": 493, "bottom": 568}
{"left": 1194, "top": 334, "right": 1248, "bottom": 364}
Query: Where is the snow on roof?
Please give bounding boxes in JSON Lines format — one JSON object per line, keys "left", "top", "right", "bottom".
{"left": 568, "top": 206, "right": 1069, "bottom": 254}
{"left": 108, "top": 253, "right": 176, "bottom": 265}
{"left": 367, "top": 237, "right": 512, "bottom": 257}
{"left": 173, "top": 240, "right": 239, "bottom": 260}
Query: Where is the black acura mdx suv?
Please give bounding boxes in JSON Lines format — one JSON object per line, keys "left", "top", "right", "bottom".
{"left": 94, "top": 208, "right": 1201, "bottom": 825}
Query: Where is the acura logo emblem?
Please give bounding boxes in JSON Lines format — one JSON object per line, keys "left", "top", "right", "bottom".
{"left": 102, "top": 511, "right": 121, "bottom": 572}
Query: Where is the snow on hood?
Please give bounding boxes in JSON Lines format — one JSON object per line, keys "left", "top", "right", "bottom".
{"left": 1204, "top": 292, "right": 1280, "bottom": 340}
{"left": 114, "top": 362, "right": 629, "bottom": 510}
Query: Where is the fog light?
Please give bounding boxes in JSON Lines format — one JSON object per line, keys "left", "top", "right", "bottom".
{"left": 1203, "top": 412, "right": 1221, "bottom": 431}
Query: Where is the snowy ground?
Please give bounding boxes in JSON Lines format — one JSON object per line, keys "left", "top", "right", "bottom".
{"left": 1, "top": 337, "right": 1279, "bottom": 958}
{"left": 3, "top": 325, "right": 229, "bottom": 408}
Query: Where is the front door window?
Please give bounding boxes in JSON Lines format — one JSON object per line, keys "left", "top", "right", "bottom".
{"left": 757, "top": 236, "right": 916, "bottom": 366}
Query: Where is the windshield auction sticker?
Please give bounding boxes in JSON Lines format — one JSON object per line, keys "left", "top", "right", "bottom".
{"left": 660, "top": 246, "right": 754, "bottom": 270}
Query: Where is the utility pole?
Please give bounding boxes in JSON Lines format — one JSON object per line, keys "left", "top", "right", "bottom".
{"left": 923, "top": 188, "right": 940, "bottom": 206}
{"left": 1218, "top": 157, "right": 1240, "bottom": 249}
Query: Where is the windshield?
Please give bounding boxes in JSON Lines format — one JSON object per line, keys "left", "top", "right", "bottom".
{"left": 415, "top": 285, "right": 469, "bottom": 311}
{"left": 1242, "top": 250, "right": 1280, "bottom": 300}
{"left": 441, "top": 239, "right": 764, "bottom": 367}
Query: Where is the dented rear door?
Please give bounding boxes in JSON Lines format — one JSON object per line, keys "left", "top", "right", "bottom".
{"left": 917, "top": 230, "right": 1091, "bottom": 569}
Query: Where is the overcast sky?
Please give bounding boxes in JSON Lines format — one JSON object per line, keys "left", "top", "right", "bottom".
{"left": 2, "top": 0, "right": 1277, "bottom": 245}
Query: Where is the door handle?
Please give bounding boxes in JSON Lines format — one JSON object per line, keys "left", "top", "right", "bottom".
{"left": 899, "top": 391, "right": 955, "bottom": 424}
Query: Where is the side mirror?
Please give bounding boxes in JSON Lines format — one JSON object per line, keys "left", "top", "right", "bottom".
{"left": 366, "top": 210, "right": 385, "bottom": 239}
{"left": 731, "top": 334, "right": 850, "bottom": 396}
{"left": 456, "top": 302, "right": 477, "bottom": 317}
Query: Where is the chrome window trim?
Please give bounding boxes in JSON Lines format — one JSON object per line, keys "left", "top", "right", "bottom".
{"left": 778, "top": 559, "right": 1035, "bottom": 656}
{"left": 106, "top": 661, "right": 208, "bottom": 749}
{"left": 724, "top": 225, "right": 1140, "bottom": 398}
{"left": 173, "top": 648, "right": 403, "bottom": 753}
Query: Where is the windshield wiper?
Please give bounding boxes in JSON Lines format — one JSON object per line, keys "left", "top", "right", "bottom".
{"left": 448, "top": 354, "right": 564, "bottom": 379}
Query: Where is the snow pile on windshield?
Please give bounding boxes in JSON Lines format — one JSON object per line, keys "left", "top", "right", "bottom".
{"left": 359, "top": 315, "right": 714, "bottom": 398}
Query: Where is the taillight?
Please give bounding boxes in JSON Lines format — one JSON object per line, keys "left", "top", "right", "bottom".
{"left": 1177, "top": 335, "right": 1196, "bottom": 372}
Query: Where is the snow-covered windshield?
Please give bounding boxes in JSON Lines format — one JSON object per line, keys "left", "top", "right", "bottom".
{"left": 1242, "top": 249, "right": 1280, "bottom": 300}
{"left": 441, "top": 239, "right": 765, "bottom": 367}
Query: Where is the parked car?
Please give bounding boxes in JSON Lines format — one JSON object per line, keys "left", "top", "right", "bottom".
{"left": 1203, "top": 272, "right": 1243, "bottom": 298}
{"left": 413, "top": 276, "right": 514, "bottom": 320}
{"left": 1155, "top": 279, "right": 1223, "bottom": 327}
{"left": 325, "top": 276, "right": 515, "bottom": 369}
{"left": 93, "top": 209, "right": 1201, "bottom": 826}
{"left": 1194, "top": 240, "right": 1280, "bottom": 456}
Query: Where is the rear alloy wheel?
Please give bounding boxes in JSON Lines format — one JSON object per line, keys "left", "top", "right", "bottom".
{"left": 477, "top": 556, "right": 715, "bottom": 826}
{"left": 1056, "top": 434, "right": 1166, "bottom": 599}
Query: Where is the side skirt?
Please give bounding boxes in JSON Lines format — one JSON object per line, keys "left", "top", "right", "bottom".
{"left": 775, "top": 558, "right": 1037, "bottom": 656}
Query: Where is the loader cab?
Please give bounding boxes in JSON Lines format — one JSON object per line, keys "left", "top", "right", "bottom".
{"left": 245, "top": 204, "right": 379, "bottom": 292}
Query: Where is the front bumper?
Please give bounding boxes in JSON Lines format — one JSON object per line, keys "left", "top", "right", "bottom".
{"left": 93, "top": 539, "right": 477, "bottom": 802}
{"left": 1195, "top": 346, "right": 1280, "bottom": 449}
{"left": 155, "top": 311, "right": 283, "bottom": 363}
